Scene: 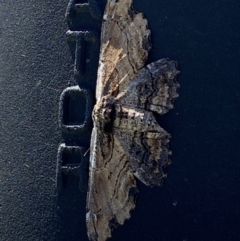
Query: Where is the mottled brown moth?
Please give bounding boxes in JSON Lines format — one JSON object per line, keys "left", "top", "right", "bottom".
{"left": 86, "top": 0, "right": 180, "bottom": 240}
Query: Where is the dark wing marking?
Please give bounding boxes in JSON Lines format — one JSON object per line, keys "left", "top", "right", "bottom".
{"left": 115, "top": 129, "right": 171, "bottom": 187}
{"left": 116, "top": 58, "right": 180, "bottom": 115}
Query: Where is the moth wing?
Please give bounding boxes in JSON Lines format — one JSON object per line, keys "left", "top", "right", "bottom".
{"left": 86, "top": 127, "right": 138, "bottom": 241}
{"left": 117, "top": 58, "right": 180, "bottom": 115}
{"left": 96, "top": 0, "right": 151, "bottom": 101}
{"left": 114, "top": 120, "right": 171, "bottom": 187}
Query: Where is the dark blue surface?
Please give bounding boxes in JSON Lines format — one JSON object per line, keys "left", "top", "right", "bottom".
{"left": 0, "top": 0, "right": 239, "bottom": 241}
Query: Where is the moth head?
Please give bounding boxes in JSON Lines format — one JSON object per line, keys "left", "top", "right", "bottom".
{"left": 94, "top": 95, "right": 116, "bottom": 133}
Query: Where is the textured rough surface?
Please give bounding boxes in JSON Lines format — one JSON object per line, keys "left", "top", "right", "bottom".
{"left": 86, "top": 0, "right": 180, "bottom": 240}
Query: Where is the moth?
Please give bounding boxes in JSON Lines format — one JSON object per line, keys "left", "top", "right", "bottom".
{"left": 86, "top": 0, "right": 180, "bottom": 240}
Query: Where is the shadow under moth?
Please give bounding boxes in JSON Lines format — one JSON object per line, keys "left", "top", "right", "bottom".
{"left": 86, "top": 0, "right": 180, "bottom": 240}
